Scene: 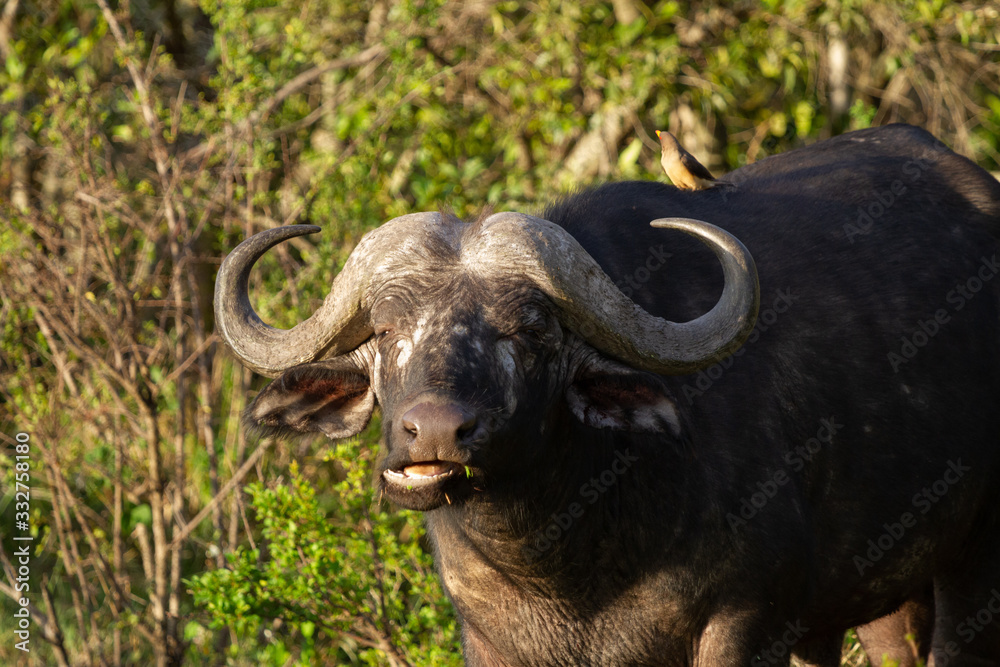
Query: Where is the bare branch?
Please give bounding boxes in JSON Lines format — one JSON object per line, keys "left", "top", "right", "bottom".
{"left": 169, "top": 437, "right": 276, "bottom": 551}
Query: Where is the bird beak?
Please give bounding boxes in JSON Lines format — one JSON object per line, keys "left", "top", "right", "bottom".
{"left": 655, "top": 130, "right": 662, "bottom": 139}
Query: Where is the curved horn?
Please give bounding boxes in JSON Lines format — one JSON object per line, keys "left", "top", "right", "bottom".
{"left": 473, "top": 213, "right": 759, "bottom": 375}
{"left": 215, "top": 215, "right": 444, "bottom": 377}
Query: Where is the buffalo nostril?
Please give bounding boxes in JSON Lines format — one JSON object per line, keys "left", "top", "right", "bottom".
{"left": 456, "top": 411, "right": 477, "bottom": 440}
{"left": 402, "top": 416, "right": 419, "bottom": 436}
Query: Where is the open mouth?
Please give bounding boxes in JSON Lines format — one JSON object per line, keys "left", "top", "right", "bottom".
{"left": 383, "top": 462, "right": 460, "bottom": 490}
{"left": 381, "top": 461, "right": 471, "bottom": 510}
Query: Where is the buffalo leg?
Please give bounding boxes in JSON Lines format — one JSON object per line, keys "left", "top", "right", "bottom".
{"left": 856, "top": 590, "right": 934, "bottom": 667}
{"left": 696, "top": 611, "right": 809, "bottom": 667}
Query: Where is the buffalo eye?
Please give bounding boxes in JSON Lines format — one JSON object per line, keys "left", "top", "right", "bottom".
{"left": 499, "top": 308, "right": 551, "bottom": 346}
{"left": 498, "top": 326, "right": 547, "bottom": 353}
{"left": 514, "top": 327, "right": 545, "bottom": 343}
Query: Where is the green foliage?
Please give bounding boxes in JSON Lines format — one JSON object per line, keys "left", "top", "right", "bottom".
{"left": 188, "top": 433, "right": 461, "bottom": 666}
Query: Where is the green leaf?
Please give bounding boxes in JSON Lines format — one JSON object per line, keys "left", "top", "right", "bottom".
{"left": 130, "top": 504, "right": 152, "bottom": 527}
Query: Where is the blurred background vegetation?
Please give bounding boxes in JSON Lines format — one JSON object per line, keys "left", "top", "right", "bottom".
{"left": 1, "top": 0, "right": 998, "bottom": 664}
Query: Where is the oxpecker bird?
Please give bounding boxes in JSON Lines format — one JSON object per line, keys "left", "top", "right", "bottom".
{"left": 656, "top": 129, "right": 716, "bottom": 190}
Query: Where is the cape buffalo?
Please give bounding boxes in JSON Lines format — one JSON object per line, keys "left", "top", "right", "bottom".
{"left": 215, "top": 124, "right": 1000, "bottom": 666}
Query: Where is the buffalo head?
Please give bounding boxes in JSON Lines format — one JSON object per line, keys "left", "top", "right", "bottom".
{"left": 214, "top": 212, "right": 759, "bottom": 511}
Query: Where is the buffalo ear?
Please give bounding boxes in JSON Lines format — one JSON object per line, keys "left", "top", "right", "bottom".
{"left": 566, "top": 363, "right": 683, "bottom": 436}
{"left": 245, "top": 360, "right": 374, "bottom": 440}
